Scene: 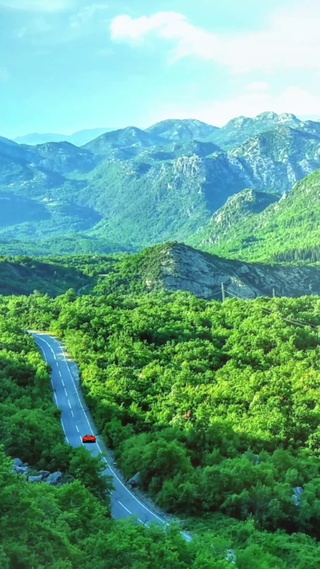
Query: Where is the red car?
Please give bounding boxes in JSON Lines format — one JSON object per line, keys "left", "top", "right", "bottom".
{"left": 82, "top": 434, "right": 96, "bottom": 444}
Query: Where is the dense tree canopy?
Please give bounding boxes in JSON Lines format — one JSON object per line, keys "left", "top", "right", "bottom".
{"left": 3, "top": 288, "right": 320, "bottom": 566}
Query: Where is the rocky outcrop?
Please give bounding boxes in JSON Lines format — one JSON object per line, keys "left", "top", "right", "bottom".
{"left": 28, "top": 475, "right": 43, "bottom": 483}
{"left": 144, "top": 243, "right": 320, "bottom": 300}
{"left": 46, "top": 472, "right": 62, "bottom": 485}
{"left": 12, "top": 459, "right": 67, "bottom": 486}
{"left": 13, "top": 458, "right": 29, "bottom": 475}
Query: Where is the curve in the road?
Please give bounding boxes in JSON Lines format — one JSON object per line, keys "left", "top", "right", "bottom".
{"left": 31, "top": 332, "right": 192, "bottom": 541}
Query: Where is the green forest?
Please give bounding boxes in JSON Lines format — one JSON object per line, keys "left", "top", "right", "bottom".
{"left": 3, "top": 279, "right": 320, "bottom": 567}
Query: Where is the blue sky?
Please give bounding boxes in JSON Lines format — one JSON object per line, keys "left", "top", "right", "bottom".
{"left": 1, "top": 0, "right": 320, "bottom": 138}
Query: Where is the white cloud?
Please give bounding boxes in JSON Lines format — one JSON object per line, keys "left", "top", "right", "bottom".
{"left": 70, "top": 4, "right": 109, "bottom": 29}
{"left": 110, "top": 12, "right": 220, "bottom": 58}
{"left": 110, "top": 2, "right": 320, "bottom": 73}
{"left": 144, "top": 87, "right": 320, "bottom": 128}
{"left": 0, "top": 0, "right": 75, "bottom": 12}
{"left": 246, "top": 82, "right": 269, "bottom": 92}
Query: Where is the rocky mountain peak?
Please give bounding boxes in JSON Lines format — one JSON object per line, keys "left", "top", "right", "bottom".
{"left": 277, "top": 112, "right": 301, "bottom": 124}
{"left": 224, "top": 116, "right": 252, "bottom": 129}
{"left": 256, "top": 111, "right": 279, "bottom": 120}
{"left": 146, "top": 118, "right": 219, "bottom": 141}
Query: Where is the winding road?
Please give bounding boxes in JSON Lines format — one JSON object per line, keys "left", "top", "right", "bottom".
{"left": 31, "top": 332, "right": 192, "bottom": 541}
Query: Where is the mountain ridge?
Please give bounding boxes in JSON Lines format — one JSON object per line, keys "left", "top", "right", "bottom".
{"left": 2, "top": 111, "right": 320, "bottom": 258}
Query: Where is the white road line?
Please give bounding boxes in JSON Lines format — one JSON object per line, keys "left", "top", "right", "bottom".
{"left": 98, "top": 446, "right": 165, "bottom": 524}
{"left": 76, "top": 425, "right": 79, "bottom": 432}
{"left": 71, "top": 410, "right": 74, "bottom": 417}
{"left": 34, "top": 334, "right": 166, "bottom": 526}
{"left": 37, "top": 336, "right": 89, "bottom": 420}
{"left": 68, "top": 399, "right": 72, "bottom": 409}
{"left": 64, "top": 387, "right": 68, "bottom": 397}
{"left": 118, "top": 500, "right": 132, "bottom": 515}
{"left": 60, "top": 418, "right": 69, "bottom": 444}
{"left": 61, "top": 380, "right": 65, "bottom": 387}
{"left": 59, "top": 371, "right": 62, "bottom": 378}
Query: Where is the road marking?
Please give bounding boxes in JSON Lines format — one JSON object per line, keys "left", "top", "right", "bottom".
{"left": 71, "top": 410, "right": 74, "bottom": 417}
{"left": 58, "top": 371, "right": 62, "bottom": 378}
{"left": 34, "top": 334, "right": 166, "bottom": 526}
{"left": 60, "top": 418, "right": 69, "bottom": 444}
{"left": 64, "top": 387, "right": 68, "bottom": 397}
{"left": 68, "top": 399, "right": 72, "bottom": 409}
{"left": 76, "top": 425, "right": 79, "bottom": 432}
{"left": 98, "top": 446, "right": 165, "bottom": 524}
{"left": 62, "top": 380, "right": 65, "bottom": 387}
{"left": 118, "top": 500, "right": 132, "bottom": 515}
{"left": 37, "top": 336, "right": 89, "bottom": 420}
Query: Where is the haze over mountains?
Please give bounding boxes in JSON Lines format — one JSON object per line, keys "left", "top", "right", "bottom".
{"left": 14, "top": 127, "right": 117, "bottom": 147}
{"left": 1, "top": 111, "right": 320, "bottom": 261}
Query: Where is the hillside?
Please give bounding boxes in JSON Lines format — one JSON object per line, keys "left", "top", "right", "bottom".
{"left": 90, "top": 242, "right": 320, "bottom": 300}
{"left": 0, "top": 256, "right": 92, "bottom": 296}
{"left": 196, "top": 169, "right": 320, "bottom": 263}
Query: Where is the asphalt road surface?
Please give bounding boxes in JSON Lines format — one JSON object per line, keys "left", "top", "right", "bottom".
{"left": 31, "top": 332, "right": 192, "bottom": 541}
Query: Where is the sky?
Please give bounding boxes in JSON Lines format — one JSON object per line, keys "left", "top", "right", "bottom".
{"left": 1, "top": 0, "right": 320, "bottom": 138}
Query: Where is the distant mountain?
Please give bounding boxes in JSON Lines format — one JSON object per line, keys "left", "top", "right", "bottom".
{"left": 226, "top": 126, "right": 320, "bottom": 192}
{"left": 83, "top": 126, "right": 166, "bottom": 157}
{"left": 26, "top": 141, "right": 99, "bottom": 175}
{"left": 14, "top": 127, "right": 117, "bottom": 147}
{"left": 211, "top": 112, "right": 301, "bottom": 149}
{"left": 146, "top": 118, "right": 219, "bottom": 142}
{"left": 81, "top": 125, "right": 320, "bottom": 248}
{"left": 2, "top": 111, "right": 320, "bottom": 256}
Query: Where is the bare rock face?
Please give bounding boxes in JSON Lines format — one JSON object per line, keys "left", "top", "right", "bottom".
{"left": 147, "top": 243, "right": 320, "bottom": 300}
{"left": 12, "top": 459, "right": 65, "bottom": 486}
{"left": 12, "top": 458, "right": 29, "bottom": 475}
{"left": 46, "top": 472, "right": 62, "bottom": 486}
{"left": 28, "top": 475, "right": 43, "bottom": 483}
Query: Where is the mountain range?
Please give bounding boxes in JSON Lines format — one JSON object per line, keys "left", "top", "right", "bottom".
{"left": 1, "top": 111, "right": 320, "bottom": 260}
{"left": 13, "top": 127, "right": 117, "bottom": 147}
